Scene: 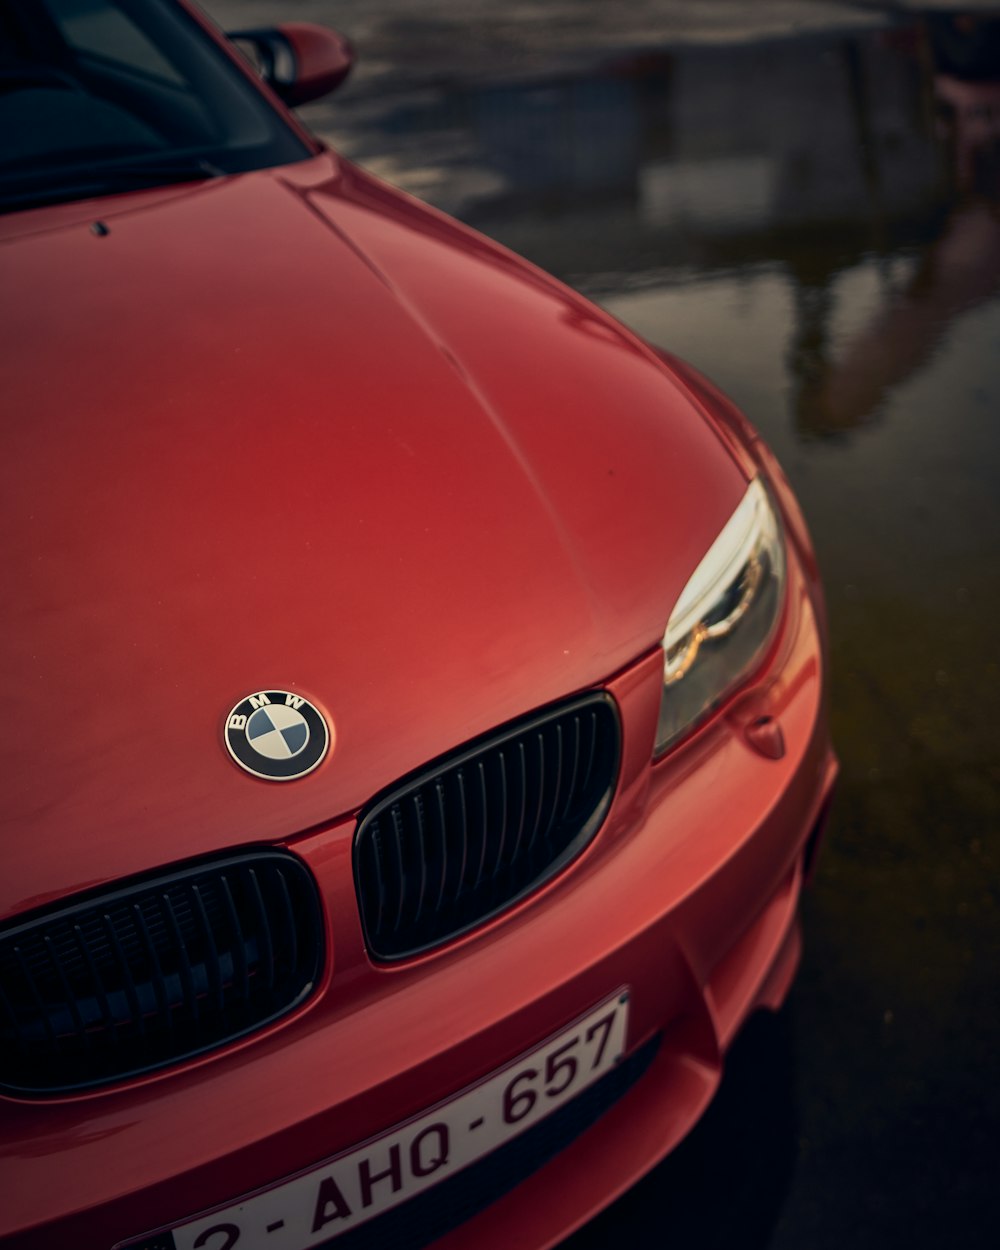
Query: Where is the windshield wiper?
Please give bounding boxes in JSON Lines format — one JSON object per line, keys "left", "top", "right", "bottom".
{"left": 88, "top": 156, "right": 225, "bottom": 187}
{"left": 1, "top": 158, "right": 225, "bottom": 215}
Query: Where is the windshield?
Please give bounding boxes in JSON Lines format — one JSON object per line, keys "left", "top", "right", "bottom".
{"left": 0, "top": 0, "right": 311, "bottom": 213}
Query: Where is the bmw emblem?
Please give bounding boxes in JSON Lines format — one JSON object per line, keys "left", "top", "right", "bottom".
{"left": 224, "top": 690, "right": 331, "bottom": 781}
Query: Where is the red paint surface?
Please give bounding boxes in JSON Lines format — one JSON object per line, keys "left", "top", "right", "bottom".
{"left": 0, "top": 152, "right": 746, "bottom": 920}
{"left": 280, "top": 23, "right": 355, "bottom": 105}
{"left": 0, "top": 8, "right": 836, "bottom": 1246}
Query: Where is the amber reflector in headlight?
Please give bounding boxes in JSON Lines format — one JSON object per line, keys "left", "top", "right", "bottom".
{"left": 655, "top": 478, "right": 786, "bottom": 755}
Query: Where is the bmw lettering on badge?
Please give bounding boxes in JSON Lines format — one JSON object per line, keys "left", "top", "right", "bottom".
{"left": 224, "top": 691, "right": 331, "bottom": 781}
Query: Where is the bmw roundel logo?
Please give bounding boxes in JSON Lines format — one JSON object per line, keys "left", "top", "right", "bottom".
{"left": 224, "top": 690, "right": 331, "bottom": 781}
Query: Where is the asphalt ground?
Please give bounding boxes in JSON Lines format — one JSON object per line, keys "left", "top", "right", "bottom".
{"left": 199, "top": 4, "right": 1000, "bottom": 1247}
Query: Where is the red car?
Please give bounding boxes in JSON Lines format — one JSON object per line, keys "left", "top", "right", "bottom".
{"left": 0, "top": 3, "right": 837, "bottom": 1248}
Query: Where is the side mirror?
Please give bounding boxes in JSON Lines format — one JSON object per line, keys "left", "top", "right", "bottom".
{"left": 230, "top": 23, "right": 354, "bottom": 107}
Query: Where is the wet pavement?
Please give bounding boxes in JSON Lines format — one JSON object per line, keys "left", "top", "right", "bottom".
{"left": 203, "top": 4, "right": 1000, "bottom": 1246}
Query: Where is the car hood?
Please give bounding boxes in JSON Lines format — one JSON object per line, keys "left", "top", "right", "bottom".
{"left": 0, "top": 154, "right": 745, "bottom": 917}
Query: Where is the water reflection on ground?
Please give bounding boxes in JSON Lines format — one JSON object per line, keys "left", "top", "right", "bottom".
{"left": 312, "top": 17, "right": 1000, "bottom": 1248}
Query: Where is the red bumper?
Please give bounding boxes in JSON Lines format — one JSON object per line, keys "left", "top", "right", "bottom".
{"left": 1, "top": 539, "right": 836, "bottom": 1250}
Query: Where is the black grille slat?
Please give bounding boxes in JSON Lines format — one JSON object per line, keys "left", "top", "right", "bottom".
{"left": 355, "top": 694, "right": 619, "bottom": 960}
{"left": 490, "top": 750, "right": 509, "bottom": 881}
{"left": 0, "top": 979, "right": 22, "bottom": 1055}
{"left": 560, "top": 714, "right": 582, "bottom": 824}
{"left": 0, "top": 852, "right": 323, "bottom": 1095}
{"left": 470, "top": 762, "right": 489, "bottom": 893}
{"left": 218, "top": 878, "right": 249, "bottom": 1005}
{"left": 431, "top": 782, "right": 449, "bottom": 913}
{"left": 14, "top": 946, "right": 57, "bottom": 1047}
{"left": 365, "top": 819, "right": 387, "bottom": 940}
{"left": 526, "top": 731, "right": 546, "bottom": 854}
{"left": 446, "top": 774, "right": 468, "bottom": 905}
{"left": 274, "top": 869, "right": 299, "bottom": 976}
{"left": 508, "top": 740, "right": 529, "bottom": 867}
{"left": 191, "top": 887, "right": 223, "bottom": 1015}
{"left": 246, "top": 869, "right": 275, "bottom": 992}
{"left": 453, "top": 769, "right": 471, "bottom": 898}
{"left": 104, "top": 913, "right": 145, "bottom": 1038}
{"left": 409, "top": 796, "right": 429, "bottom": 931}
{"left": 44, "top": 934, "right": 87, "bottom": 1044}
{"left": 163, "top": 891, "right": 199, "bottom": 1026}
{"left": 389, "top": 807, "right": 407, "bottom": 937}
{"left": 133, "top": 903, "right": 171, "bottom": 1030}
{"left": 74, "top": 921, "right": 116, "bottom": 1045}
{"left": 581, "top": 710, "right": 598, "bottom": 796}
{"left": 545, "top": 724, "right": 565, "bottom": 844}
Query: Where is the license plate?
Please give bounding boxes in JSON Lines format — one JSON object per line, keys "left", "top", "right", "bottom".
{"left": 124, "top": 992, "right": 629, "bottom": 1250}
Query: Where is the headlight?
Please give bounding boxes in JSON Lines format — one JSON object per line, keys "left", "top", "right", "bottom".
{"left": 655, "top": 477, "right": 786, "bottom": 756}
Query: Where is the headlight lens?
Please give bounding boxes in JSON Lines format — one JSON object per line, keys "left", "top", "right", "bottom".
{"left": 655, "top": 477, "right": 786, "bottom": 756}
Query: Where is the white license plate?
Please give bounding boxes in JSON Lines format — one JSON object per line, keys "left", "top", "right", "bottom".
{"left": 127, "top": 992, "right": 629, "bottom": 1250}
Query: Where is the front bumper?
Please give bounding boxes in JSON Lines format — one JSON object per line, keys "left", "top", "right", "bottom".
{"left": 1, "top": 536, "right": 836, "bottom": 1250}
